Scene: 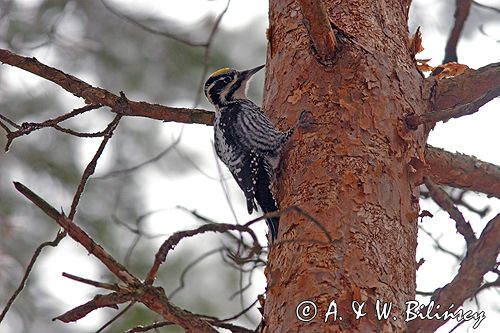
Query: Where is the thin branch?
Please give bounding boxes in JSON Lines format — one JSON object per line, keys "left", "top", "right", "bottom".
{"left": 13, "top": 181, "right": 139, "bottom": 285}
{"left": 473, "top": 1, "right": 500, "bottom": 15}
{"left": 451, "top": 189, "right": 490, "bottom": 218}
{"left": 0, "top": 48, "right": 214, "bottom": 125}
{"left": 418, "top": 226, "right": 463, "bottom": 261}
{"left": 193, "top": 0, "right": 230, "bottom": 108}
{"left": 208, "top": 321, "right": 253, "bottom": 333}
{"left": 444, "top": 0, "right": 473, "bottom": 63}
{"left": 405, "top": 96, "right": 495, "bottom": 128}
{"left": 100, "top": 0, "right": 207, "bottom": 47}
{"left": 474, "top": 275, "right": 500, "bottom": 295}
{"left": 96, "top": 129, "right": 182, "bottom": 179}
{"left": 13, "top": 182, "right": 218, "bottom": 332}
{"left": 406, "top": 213, "right": 500, "bottom": 332}
{"left": 95, "top": 302, "right": 135, "bottom": 333}
{"left": 415, "top": 290, "right": 434, "bottom": 297}
{"left": 425, "top": 145, "right": 500, "bottom": 199}
{"left": 145, "top": 223, "right": 261, "bottom": 285}
{"left": 125, "top": 321, "right": 174, "bottom": 333}
{"left": 423, "top": 176, "right": 477, "bottom": 248}
{"left": 218, "top": 298, "right": 259, "bottom": 322}
{"left": 62, "top": 272, "right": 120, "bottom": 291}
{"left": 69, "top": 113, "right": 121, "bottom": 220}
{"left": 297, "top": 0, "right": 337, "bottom": 65}
{"left": 1, "top": 104, "right": 102, "bottom": 150}
{"left": 169, "top": 247, "right": 224, "bottom": 299}
{"left": 0, "top": 231, "right": 66, "bottom": 323}
{"left": 54, "top": 292, "right": 132, "bottom": 323}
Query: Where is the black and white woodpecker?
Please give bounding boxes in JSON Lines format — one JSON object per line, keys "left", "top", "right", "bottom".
{"left": 204, "top": 65, "right": 295, "bottom": 240}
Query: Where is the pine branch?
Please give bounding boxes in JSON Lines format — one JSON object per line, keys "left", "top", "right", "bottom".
{"left": 0, "top": 48, "right": 214, "bottom": 125}
{"left": 425, "top": 145, "right": 500, "bottom": 199}
{"left": 407, "top": 213, "right": 500, "bottom": 332}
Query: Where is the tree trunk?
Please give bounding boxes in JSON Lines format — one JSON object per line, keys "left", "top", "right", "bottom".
{"left": 262, "top": 1, "right": 428, "bottom": 331}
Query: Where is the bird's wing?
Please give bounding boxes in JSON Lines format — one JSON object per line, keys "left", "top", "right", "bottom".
{"left": 228, "top": 102, "right": 289, "bottom": 155}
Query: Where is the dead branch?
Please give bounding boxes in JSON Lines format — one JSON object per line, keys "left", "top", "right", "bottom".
{"left": 145, "top": 223, "right": 262, "bottom": 285}
{"left": 418, "top": 226, "right": 463, "bottom": 261}
{"left": 13, "top": 182, "right": 220, "bottom": 333}
{"left": 408, "top": 62, "right": 500, "bottom": 128}
{"left": 406, "top": 97, "right": 493, "bottom": 128}
{"left": 425, "top": 145, "right": 500, "bottom": 199}
{"left": 0, "top": 104, "right": 102, "bottom": 151}
{"left": 0, "top": 231, "right": 65, "bottom": 322}
{"left": 444, "top": 0, "right": 473, "bottom": 63}
{"left": 433, "top": 62, "right": 500, "bottom": 117}
{"left": 423, "top": 177, "right": 477, "bottom": 248}
{"left": 473, "top": 1, "right": 500, "bottom": 14}
{"left": 126, "top": 321, "right": 174, "bottom": 333}
{"left": 69, "top": 113, "right": 121, "bottom": 219}
{"left": 62, "top": 272, "right": 120, "bottom": 291}
{"left": 0, "top": 48, "right": 214, "bottom": 125}
{"left": 100, "top": 0, "right": 207, "bottom": 47}
{"left": 407, "top": 213, "right": 500, "bottom": 333}
{"left": 14, "top": 181, "right": 139, "bottom": 285}
{"left": 96, "top": 132, "right": 181, "bottom": 179}
{"left": 297, "top": 0, "right": 337, "bottom": 65}
{"left": 95, "top": 302, "right": 135, "bottom": 333}
{"left": 54, "top": 292, "right": 132, "bottom": 323}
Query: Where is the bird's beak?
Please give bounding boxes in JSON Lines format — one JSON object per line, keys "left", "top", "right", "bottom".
{"left": 241, "top": 64, "right": 265, "bottom": 78}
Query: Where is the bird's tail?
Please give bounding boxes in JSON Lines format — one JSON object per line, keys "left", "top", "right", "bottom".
{"left": 255, "top": 166, "right": 280, "bottom": 240}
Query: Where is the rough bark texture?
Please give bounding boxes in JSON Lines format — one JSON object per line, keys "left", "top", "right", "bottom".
{"left": 262, "top": 1, "right": 428, "bottom": 332}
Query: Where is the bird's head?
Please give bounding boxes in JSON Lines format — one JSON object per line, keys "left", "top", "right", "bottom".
{"left": 204, "top": 65, "right": 265, "bottom": 107}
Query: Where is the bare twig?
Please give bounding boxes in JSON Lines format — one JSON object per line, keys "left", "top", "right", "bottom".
{"left": 297, "top": 0, "right": 337, "bottom": 65}
{"left": 62, "top": 272, "right": 120, "bottom": 291}
{"left": 69, "top": 113, "right": 121, "bottom": 219}
{"left": 418, "top": 226, "right": 463, "bottom": 261}
{"left": 425, "top": 145, "right": 500, "bottom": 199}
{"left": 125, "top": 321, "right": 174, "bottom": 333}
{"left": 100, "top": 0, "right": 207, "bottom": 47}
{"left": 54, "top": 292, "right": 132, "bottom": 323}
{"left": 1, "top": 104, "right": 102, "bottom": 149}
{"left": 473, "top": 1, "right": 500, "bottom": 13}
{"left": 193, "top": 0, "right": 231, "bottom": 107}
{"left": 96, "top": 132, "right": 181, "bottom": 179}
{"left": 407, "top": 213, "right": 500, "bottom": 332}
{"left": 145, "top": 223, "right": 261, "bottom": 285}
{"left": 169, "top": 247, "right": 225, "bottom": 299}
{"left": 415, "top": 290, "right": 434, "bottom": 297}
{"left": 0, "top": 231, "right": 66, "bottom": 323}
{"left": 95, "top": 302, "right": 135, "bottom": 333}
{"left": 423, "top": 177, "right": 477, "bottom": 248}
{"left": 405, "top": 96, "right": 494, "bottom": 128}
{"left": 13, "top": 182, "right": 219, "bottom": 332}
{"left": 218, "top": 298, "right": 259, "bottom": 322}
{"left": 13, "top": 181, "right": 139, "bottom": 285}
{"left": 444, "top": 0, "right": 473, "bottom": 63}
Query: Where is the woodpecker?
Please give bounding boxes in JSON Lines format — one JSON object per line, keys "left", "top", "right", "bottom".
{"left": 204, "top": 65, "right": 294, "bottom": 240}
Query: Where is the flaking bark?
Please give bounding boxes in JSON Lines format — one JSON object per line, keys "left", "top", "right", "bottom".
{"left": 262, "top": 0, "right": 428, "bottom": 331}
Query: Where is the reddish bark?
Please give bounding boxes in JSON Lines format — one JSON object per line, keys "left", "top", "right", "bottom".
{"left": 425, "top": 146, "right": 500, "bottom": 199}
{"left": 262, "top": 0, "right": 428, "bottom": 331}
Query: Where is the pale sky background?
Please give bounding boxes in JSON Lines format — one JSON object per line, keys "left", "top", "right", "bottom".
{"left": 2, "top": 1, "right": 500, "bottom": 332}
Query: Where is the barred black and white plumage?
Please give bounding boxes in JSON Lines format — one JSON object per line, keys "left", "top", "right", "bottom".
{"left": 204, "top": 65, "right": 294, "bottom": 240}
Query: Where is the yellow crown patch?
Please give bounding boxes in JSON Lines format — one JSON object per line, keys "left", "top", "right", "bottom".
{"left": 210, "top": 67, "right": 232, "bottom": 77}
